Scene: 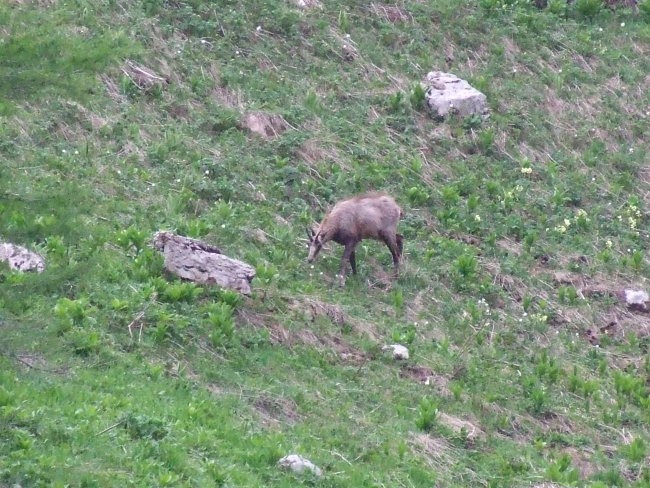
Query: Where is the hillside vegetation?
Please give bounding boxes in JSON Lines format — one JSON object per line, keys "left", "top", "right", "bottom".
{"left": 1, "top": 0, "right": 650, "bottom": 486}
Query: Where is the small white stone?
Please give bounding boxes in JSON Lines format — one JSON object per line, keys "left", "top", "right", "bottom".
{"left": 278, "top": 454, "right": 322, "bottom": 476}
{"left": 382, "top": 344, "right": 409, "bottom": 360}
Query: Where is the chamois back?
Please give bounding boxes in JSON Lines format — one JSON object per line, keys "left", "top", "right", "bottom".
{"left": 307, "top": 192, "right": 403, "bottom": 284}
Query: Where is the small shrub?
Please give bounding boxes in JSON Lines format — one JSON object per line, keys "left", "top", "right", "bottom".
{"left": 621, "top": 437, "right": 647, "bottom": 463}
{"left": 410, "top": 83, "right": 426, "bottom": 111}
{"left": 388, "top": 91, "right": 406, "bottom": 113}
{"left": 640, "top": 0, "right": 650, "bottom": 17}
{"left": 546, "top": 454, "right": 580, "bottom": 484}
{"left": 454, "top": 253, "right": 478, "bottom": 279}
{"left": 54, "top": 297, "right": 92, "bottom": 334}
{"left": 65, "top": 327, "right": 101, "bottom": 356}
{"left": 115, "top": 226, "right": 147, "bottom": 255}
{"left": 391, "top": 323, "right": 416, "bottom": 345}
{"left": 208, "top": 302, "right": 235, "bottom": 347}
{"left": 477, "top": 128, "right": 495, "bottom": 153}
{"left": 406, "top": 186, "right": 430, "bottom": 206}
{"left": 575, "top": 0, "right": 602, "bottom": 18}
{"left": 122, "top": 413, "right": 168, "bottom": 440}
{"left": 415, "top": 397, "right": 438, "bottom": 431}
{"left": 391, "top": 289, "right": 405, "bottom": 313}
{"left": 158, "top": 280, "right": 203, "bottom": 303}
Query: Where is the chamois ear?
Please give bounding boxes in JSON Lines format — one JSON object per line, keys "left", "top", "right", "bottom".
{"left": 306, "top": 227, "right": 315, "bottom": 240}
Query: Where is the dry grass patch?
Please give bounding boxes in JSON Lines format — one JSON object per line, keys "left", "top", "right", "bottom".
{"left": 211, "top": 84, "right": 246, "bottom": 110}
{"left": 438, "top": 412, "right": 486, "bottom": 442}
{"left": 121, "top": 60, "right": 168, "bottom": 92}
{"left": 242, "top": 312, "right": 368, "bottom": 365}
{"left": 408, "top": 432, "right": 455, "bottom": 467}
{"left": 295, "top": 138, "right": 344, "bottom": 176}
{"left": 288, "top": 297, "right": 347, "bottom": 327}
{"left": 370, "top": 3, "right": 412, "bottom": 23}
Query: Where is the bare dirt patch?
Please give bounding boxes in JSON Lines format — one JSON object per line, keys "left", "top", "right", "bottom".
{"left": 564, "top": 447, "right": 598, "bottom": 479}
{"left": 484, "top": 259, "right": 527, "bottom": 302}
{"left": 399, "top": 365, "right": 452, "bottom": 395}
{"left": 15, "top": 353, "right": 50, "bottom": 371}
{"left": 588, "top": 309, "right": 650, "bottom": 346}
{"left": 496, "top": 238, "right": 522, "bottom": 257}
{"left": 241, "top": 112, "right": 289, "bottom": 138}
{"left": 400, "top": 364, "right": 433, "bottom": 384}
{"left": 538, "top": 411, "right": 575, "bottom": 435}
{"left": 253, "top": 394, "right": 301, "bottom": 428}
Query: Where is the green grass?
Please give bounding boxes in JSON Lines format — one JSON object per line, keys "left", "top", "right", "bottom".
{"left": 1, "top": 0, "right": 650, "bottom": 486}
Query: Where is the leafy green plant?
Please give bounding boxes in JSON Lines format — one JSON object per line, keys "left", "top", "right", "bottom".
{"left": 53, "top": 297, "right": 92, "bottom": 334}
{"left": 410, "top": 83, "right": 426, "bottom": 111}
{"left": 575, "top": 0, "right": 602, "bottom": 18}
{"left": 115, "top": 226, "right": 148, "bottom": 255}
{"left": 391, "top": 323, "right": 416, "bottom": 345}
{"left": 391, "top": 289, "right": 405, "bottom": 313}
{"left": 546, "top": 454, "right": 579, "bottom": 484}
{"left": 406, "top": 186, "right": 430, "bottom": 206}
{"left": 65, "top": 327, "right": 101, "bottom": 356}
{"left": 159, "top": 281, "right": 203, "bottom": 303}
{"left": 207, "top": 302, "right": 236, "bottom": 348}
{"left": 453, "top": 253, "right": 478, "bottom": 283}
{"left": 640, "top": 0, "right": 650, "bottom": 17}
{"left": 122, "top": 412, "right": 168, "bottom": 440}
{"left": 388, "top": 91, "right": 406, "bottom": 113}
{"left": 415, "top": 397, "right": 438, "bottom": 432}
{"left": 621, "top": 437, "right": 647, "bottom": 463}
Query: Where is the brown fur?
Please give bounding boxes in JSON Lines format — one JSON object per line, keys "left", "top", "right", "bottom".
{"left": 307, "top": 193, "right": 403, "bottom": 284}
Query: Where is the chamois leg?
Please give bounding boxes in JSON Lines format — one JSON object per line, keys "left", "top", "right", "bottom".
{"left": 339, "top": 241, "right": 357, "bottom": 285}
{"left": 381, "top": 233, "right": 401, "bottom": 276}
{"left": 349, "top": 249, "right": 357, "bottom": 275}
{"left": 396, "top": 234, "right": 404, "bottom": 258}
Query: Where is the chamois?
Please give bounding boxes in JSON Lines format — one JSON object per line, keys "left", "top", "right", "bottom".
{"left": 307, "top": 193, "right": 403, "bottom": 284}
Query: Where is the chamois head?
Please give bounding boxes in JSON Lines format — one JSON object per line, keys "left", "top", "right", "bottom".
{"left": 306, "top": 227, "right": 323, "bottom": 263}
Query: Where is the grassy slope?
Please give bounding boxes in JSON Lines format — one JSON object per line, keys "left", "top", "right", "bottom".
{"left": 1, "top": 0, "right": 649, "bottom": 486}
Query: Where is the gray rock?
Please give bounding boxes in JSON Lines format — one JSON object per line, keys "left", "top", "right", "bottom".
{"left": 424, "top": 71, "right": 488, "bottom": 118}
{"left": 278, "top": 454, "right": 323, "bottom": 476}
{"left": 622, "top": 289, "right": 649, "bottom": 312}
{"left": 152, "top": 231, "right": 255, "bottom": 295}
{"left": 0, "top": 242, "right": 45, "bottom": 273}
{"left": 382, "top": 344, "right": 409, "bottom": 360}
